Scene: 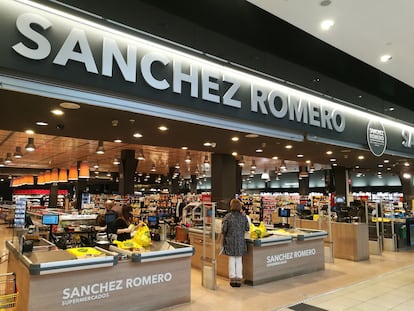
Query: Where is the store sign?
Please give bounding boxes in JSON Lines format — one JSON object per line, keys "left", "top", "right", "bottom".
{"left": 0, "top": 1, "right": 348, "bottom": 136}
{"left": 366, "top": 120, "right": 387, "bottom": 157}
{"left": 266, "top": 247, "right": 316, "bottom": 267}
{"left": 61, "top": 272, "right": 172, "bottom": 306}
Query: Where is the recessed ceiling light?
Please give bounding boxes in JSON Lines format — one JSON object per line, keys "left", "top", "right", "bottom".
{"left": 36, "top": 121, "right": 48, "bottom": 126}
{"left": 404, "top": 162, "right": 410, "bottom": 167}
{"left": 380, "top": 54, "right": 392, "bottom": 62}
{"left": 358, "top": 155, "right": 365, "bottom": 160}
{"left": 285, "top": 145, "right": 293, "bottom": 149}
{"left": 305, "top": 160, "right": 311, "bottom": 164}
{"left": 114, "top": 139, "right": 122, "bottom": 143}
{"left": 378, "top": 164, "right": 384, "bottom": 168}
{"left": 60, "top": 102, "right": 80, "bottom": 109}
{"left": 245, "top": 133, "right": 259, "bottom": 138}
{"left": 383, "top": 159, "right": 390, "bottom": 163}
{"left": 133, "top": 132, "right": 143, "bottom": 138}
{"left": 158, "top": 125, "right": 168, "bottom": 131}
{"left": 256, "top": 149, "right": 263, "bottom": 153}
{"left": 51, "top": 109, "right": 64, "bottom": 116}
{"left": 232, "top": 152, "right": 238, "bottom": 156}
{"left": 330, "top": 158, "right": 336, "bottom": 162}
{"left": 272, "top": 156, "right": 278, "bottom": 160}
{"left": 203, "top": 142, "right": 212, "bottom": 147}
{"left": 326, "top": 151, "right": 333, "bottom": 155}
{"left": 25, "top": 129, "right": 34, "bottom": 135}
{"left": 231, "top": 137, "right": 239, "bottom": 142}
{"left": 321, "top": 19, "right": 334, "bottom": 30}
{"left": 297, "top": 154, "right": 304, "bottom": 158}
{"left": 181, "top": 146, "right": 188, "bottom": 150}
{"left": 332, "top": 163, "right": 338, "bottom": 166}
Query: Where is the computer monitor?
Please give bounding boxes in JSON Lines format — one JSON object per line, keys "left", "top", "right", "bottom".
{"left": 41, "top": 214, "right": 59, "bottom": 225}
{"left": 148, "top": 216, "right": 159, "bottom": 228}
{"left": 278, "top": 208, "right": 291, "bottom": 218}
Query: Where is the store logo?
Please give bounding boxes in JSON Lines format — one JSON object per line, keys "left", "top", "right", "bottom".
{"left": 367, "top": 120, "right": 387, "bottom": 157}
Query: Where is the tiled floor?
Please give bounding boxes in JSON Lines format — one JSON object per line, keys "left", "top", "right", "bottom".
{"left": 1, "top": 223, "right": 413, "bottom": 310}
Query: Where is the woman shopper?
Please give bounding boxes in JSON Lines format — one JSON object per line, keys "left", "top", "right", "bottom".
{"left": 112, "top": 204, "right": 133, "bottom": 241}
{"left": 221, "top": 198, "right": 250, "bottom": 287}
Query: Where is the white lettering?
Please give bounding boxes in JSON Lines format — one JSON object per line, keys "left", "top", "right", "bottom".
{"left": 12, "top": 13, "right": 52, "bottom": 60}
{"left": 201, "top": 68, "right": 220, "bottom": 103}
{"left": 268, "top": 91, "right": 288, "bottom": 118}
{"left": 251, "top": 85, "right": 268, "bottom": 114}
{"left": 53, "top": 28, "right": 98, "bottom": 73}
{"left": 308, "top": 101, "right": 320, "bottom": 127}
{"left": 102, "top": 38, "right": 137, "bottom": 82}
{"left": 223, "top": 75, "right": 241, "bottom": 108}
{"left": 402, "top": 129, "right": 413, "bottom": 148}
{"left": 289, "top": 97, "right": 308, "bottom": 123}
{"left": 173, "top": 60, "right": 198, "bottom": 97}
{"left": 141, "top": 52, "right": 170, "bottom": 90}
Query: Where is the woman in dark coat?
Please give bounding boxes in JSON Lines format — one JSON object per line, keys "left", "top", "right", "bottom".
{"left": 221, "top": 198, "right": 249, "bottom": 287}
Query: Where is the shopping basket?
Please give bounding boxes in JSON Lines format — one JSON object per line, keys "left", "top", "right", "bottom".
{"left": 0, "top": 273, "right": 18, "bottom": 311}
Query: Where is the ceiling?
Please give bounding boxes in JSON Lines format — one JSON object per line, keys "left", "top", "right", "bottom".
{"left": 248, "top": 0, "right": 414, "bottom": 89}
{"left": 0, "top": 89, "right": 409, "bottom": 180}
{"left": 1, "top": 0, "right": 413, "bottom": 182}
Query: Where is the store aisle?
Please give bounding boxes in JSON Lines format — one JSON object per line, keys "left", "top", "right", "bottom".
{"left": 1, "top": 223, "right": 413, "bottom": 310}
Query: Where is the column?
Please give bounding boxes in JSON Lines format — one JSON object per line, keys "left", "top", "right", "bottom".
{"left": 211, "top": 153, "right": 241, "bottom": 211}
{"left": 118, "top": 149, "right": 138, "bottom": 196}
{"left": 332, "top": 166, "right": 350, "bottom": 205}
{"left": 168, "top": 167, "right": 180, "bottom": 194}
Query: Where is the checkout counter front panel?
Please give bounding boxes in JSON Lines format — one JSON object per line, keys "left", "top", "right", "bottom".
{"left": 7, "top": 239, "right": 193, "bottom": 311}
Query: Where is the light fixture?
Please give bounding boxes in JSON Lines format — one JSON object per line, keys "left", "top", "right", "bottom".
{"left": 113, "top": 158, "right": 120, "bottom": 165}
{"left": 114, "top": 139, "right": 122, "bottom": 143}
{"left": 326, "top": 151, "right": 333, "bottom": 155}
{"left": 280, "top": 160, "right": 287, "bottom": 171}
{"left": 25, "top": 129, "right": 34, "bottom": 135}
{"left": 158, "top": 125, "right": 168, "bottom": 131}
{"left": 321, "top": 19, "right": 334, "bottom": 30}
{"left": 133, "top": 132, "right": 143, "bottom": 138}
{"left": 251, "top": 160, "right": 257, "bottom": 170}
{"left": 238, "top": 156, "right": 245, "bottom": 167}
{"left": 13, "top": 147, "right": 23, "bottom": 158}
{"left": 175, "top": 163, "right": 180, "bottom": 169}
{"left": 58, "top": 168, "right": 68, "bottom": 183}
{"left": 36, "top": 121, "right": 48, "bottom": 126}
{"left": 93, "top": 161, "right": 99, "bottom": 169}
{"left": 272, "top": 156, "right": 278, "bottom": 160}
{"left": 231, "top": 137, "right": 239, "bottom": 142}
{"left": 25, "top": 137, "right": 36, "bottom": 152}
{"left": 60, "top": 102, "right": 80, "bottom": 109}
{"left": 380, "top": 54, "right": 392, "bottom": 62}
{"left": 137, "top": 149, "right": 145, "bottom": 160}
{"left": 358, "top": 155, "right": 365, "bottom": 160}
{"left": 0, "top": 159, "right": 4, "bottom": 167}
{"left": 37, "top": 172, "right": 45, "bottom": 185}
{"left": 232, "top": 152, "right": 238, "bottom": 156}
{"left": 79, "top": 161, "right": 90, "bottom": 178}
{"left": 4, "top": 153, "right": 12, "bottom": 164}
{"left": 151, "top": 163, "right": 156, "bottom": 172}
{"left": 255, "top": 148, "right": 263, "bottom": 153}
{"left": 403, "top": 173, "right": 411, "bottom": 179}
{"left": 185, "top": 151, "right": 191, "bottom": 163}
{"left": 50, "top": 168, "right": 59, "bottom": 183}
{"left": 51, "top": 109, "right": 64, "bottom": 116}
{"left": 404, "top": 162, "right": 410, "bottom": 167}
{"left": 68, "top": 165, "right": 78, "bottom": 181}
{"left": 44, "top": 170, "right": 51, "bottom": 184}
{"left": 285, "top": 145, "right": 293, "bottom": 149}
{"left": 261, "top": 170, "right": 270, "bottom": 180}
{"left": 309, "top": 164, "right": 315, "bottom": 173}
{"left": 96, "top": 140, "right": 105, "bottom": 154}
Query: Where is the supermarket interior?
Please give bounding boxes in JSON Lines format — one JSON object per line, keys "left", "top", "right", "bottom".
{"left": 1, "top": 1, "right": 414, "bottom": 311}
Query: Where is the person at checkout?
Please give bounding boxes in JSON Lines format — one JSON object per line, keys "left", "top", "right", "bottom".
{"left": 112, "top": 204, "right": 145, "bottom": 241}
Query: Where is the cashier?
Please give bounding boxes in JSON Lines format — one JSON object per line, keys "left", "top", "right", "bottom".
{"left": 112, "top": 204, "right": 145, "bottom": 241}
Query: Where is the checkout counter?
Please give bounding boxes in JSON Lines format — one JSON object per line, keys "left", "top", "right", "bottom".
{"left": 188, "top": 225, "right": 327, "bottom": 286}
{"left": 6, "top": 235, "right": 194, "bottom": 311}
